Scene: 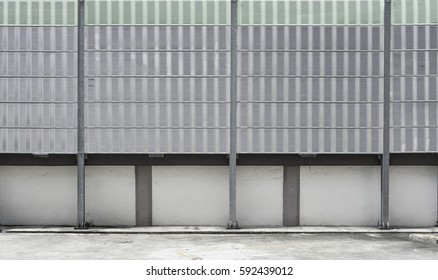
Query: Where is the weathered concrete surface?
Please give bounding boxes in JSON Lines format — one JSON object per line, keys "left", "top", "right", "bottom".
{"left": 409, "top": 234, "right": 438, "bottom": 245}
{"left": 0, "top": 232, "right": 438, "bottom": 260}
{"left": 3, "top": 226, "right": 438, "bottom": 234}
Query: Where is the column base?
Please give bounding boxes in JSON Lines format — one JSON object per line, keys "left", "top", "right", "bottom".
{"left": 74, "top": 222, "right": 90, "bottom": 230}
{"left": 377, "top": 220, "right": 391, "bottom": 229}
{"left": 226, "top": 221, "right": 240, "bottom": 229}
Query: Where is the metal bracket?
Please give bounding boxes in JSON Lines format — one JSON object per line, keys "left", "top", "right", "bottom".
{"left": 377, "top": 220, "right": 391, "bottom": 229}
{"left": 149, "top": 154, "right": 164, "bottom": 158}
{"left": 226, "top": 221, "right": 240, "bottom": 230}
{"left": 74, "top": 222, "right": 90, "bottom": 230}
{"left": 300, "top": 154, "right": 317, "bottom": 158}
{"left": 76, "top": 154, "right": 88, "bottom": 160}
{"left": 226, "top": 154, "right": 239, "bottom": 159}
{"left": 32, "top": 153, "right": 49, "bottom": 158}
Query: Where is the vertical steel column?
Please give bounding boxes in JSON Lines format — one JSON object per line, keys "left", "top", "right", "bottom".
{"left": 227, "top": 0, "right": 239, "bottom": 229}
{"left": 380, "top": 0, "right": 391, "bottom": 229}
{"left": 76, "top": 0, "right": 86, "bottom": 229}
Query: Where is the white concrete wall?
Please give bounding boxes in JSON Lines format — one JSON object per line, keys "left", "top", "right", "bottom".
{"left": 0, "top": 166, "right": 77, "bottom": 225}
{"left": 300, "top": 166, "right": 438, "bottom": 227}
{"left": 152, "top": 166, "right": 228, "bottom": 226}
{"left": 389, "top": 166, "right": 437, "bottom": 227}
{"left": 300, "top": 166, "right": 381, "bottom": 226}
{"left": 0, "top": 166, "right": 135, "bottom": 226}
{"left": 237, "top": 166, "right": 283, "bottom": 226}
{"left": 152, "top": 166, "right": 283, "bottom": 226}
{"left": 1, "top": 165, "right": 436, "bottom": 227}
{"left": 85, "top": 166, "right": 136, "bottom": 226}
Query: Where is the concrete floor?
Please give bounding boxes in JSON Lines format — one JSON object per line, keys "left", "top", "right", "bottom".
{"left": 0, "top": 233, "right": 437, "bottom": 260}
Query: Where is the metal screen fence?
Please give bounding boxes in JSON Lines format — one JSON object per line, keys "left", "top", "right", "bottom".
{"left": 0, "top": 0, "right": 437, "bottom": 154}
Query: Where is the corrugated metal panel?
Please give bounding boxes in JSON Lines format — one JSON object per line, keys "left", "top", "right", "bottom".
{"left": 86, "top": 26, "right": 230, "bottom": 50}
{"left": 242, "top": 0, "right": 437, "bottom": 26}
{"left": 391, "top": 24, "right": 438, "bottom": 152}
{"left": 85, "top": 0, "right": 230, "bottom": 25}
{"left": 85, "top": 25, "right": 230, "bottom": 153}
{"left": 0, "top": 26, "right": 77, "bottom": 51}
{"left": 239, "top": 0, "right": 384, "bottom": 26}
{"left": 0, "top": 26, "right": 77, "bottom": 153}
{"left": 0, "top": 0, "right": 77, "bottom": 26}
{"left": 237, "top": 24, "right": 384, "bottom": 154}
{"left": 0, "top": 128, "right": 76, "bottom": 153}
{"left": 1, "top": 1, "right": 437, "bottom": 155}
{"left": 392, "top": 0, "right": 438, "bottom": 25}
{"left": 238, "top": 128, "right": 382, "bottom": 153}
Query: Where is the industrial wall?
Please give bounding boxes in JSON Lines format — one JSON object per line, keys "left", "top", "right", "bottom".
{"left": 1, "top": 0, "right": 437, "bottom": 154}
{"left": 0, "top": 166, "right": 135, "bottom": 226}
{"left": 0, "top": 165, "right": 436, "bottom": 227}
{"left": 0, "top": 0, "right": 437, "bottom": 227}
{"left": 152, "top": 166, "right": 283, "bottom": 226}
{"left": 300, "top": 166, "right": 437, "bottom": 226}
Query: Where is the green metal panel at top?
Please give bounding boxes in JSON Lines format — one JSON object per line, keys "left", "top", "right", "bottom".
{"left": 84, "top": 0, "right": 438, "bottom": 26}
{"left": 86, "top": 0, "right": 383, "bottom": 26}
{"left": 1, "top": 1, "right": 437, "bottom": 26}
{"left": 239, "top": 0, "right": 384, "bottom": 26}
{"left": 392, "top": 0, "right": 438, "bottom": 25}
{"left": 86, "top": 0, "right": 231, "bottom": 25}
{"left": 0, "top": 0, "right": 77, "bottom": 26}
{"left": 238, "top": 0, "right": 438, "bottom": 26}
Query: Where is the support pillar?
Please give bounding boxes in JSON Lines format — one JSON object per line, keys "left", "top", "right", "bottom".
{"left": 76, "top": 0, "right": 86, "bottom": 229}
{"left": 135, "top": 166, "right": 153, "bottom": 226}
{"left": 283, "top": 166, "right": 300, "bottom": 226}
{"left": 379, "top": 0, "right": 391, "bottom": 229}
{"left": 436, "top": 167, "right": 438, "bottom": 225}
{"left": 227, "top": 0, "right": 239, "bottom": 229}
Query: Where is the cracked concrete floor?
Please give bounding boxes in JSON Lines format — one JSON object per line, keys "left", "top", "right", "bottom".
{"left": 0, "top": 233, "right": 437, "bottom": 260}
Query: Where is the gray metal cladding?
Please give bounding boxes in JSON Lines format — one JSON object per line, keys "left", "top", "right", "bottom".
{"left": 1, "top": 1, "right": 438, "bottom": 155}
{"left": 391, "top": 25, "right": 438, "bottom": 152}
{"left": 84, "top": 26, "right": 231, "bottom": 153}
{"left": 0, "top": 26, "right": 77, "bottom": 153}
{"left": 237, "top": 25, "right": 384, "bottom": 153}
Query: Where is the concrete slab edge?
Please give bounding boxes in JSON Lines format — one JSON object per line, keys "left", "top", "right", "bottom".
{"left": 409, "top": 234, "right": 438, "bottom": 245}
{"left": 2, "top": 227, "right": 438, "bottom": 235}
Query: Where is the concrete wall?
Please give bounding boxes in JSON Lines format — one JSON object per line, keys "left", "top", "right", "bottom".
{"left": 0, "top": 165, "right": 436, "bottom": 227}
{"left": 237, "top": 166, "right": 283, "bottom": 226}
{"left": 85, "top": 166, "right": 136, "bottom": 226}
{"left": 300, "top": 166, "right": 381, "bottom": 226}
{"left": 0, "top": 166, "right": 135, "bottom": 226}
{"left": 389, "top": 166, "right": 437, "bottom": 227}
{"left": 300, "top": 166, "right": 438, "bottom": 227}
{"left": 152, "top": 166, "right": 283, "bottom": 226}
{"left": 0, "top": 166, "right": 76, "bottom": 226}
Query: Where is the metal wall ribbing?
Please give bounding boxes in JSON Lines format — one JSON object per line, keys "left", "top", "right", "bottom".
{"left": 391, "top": 0, "right": 438, "bottom": 152}
{"left": 237, "top": 0, "right": 384, "bottom": 153}
{"left": 85, "top": 1, "right": 231, "bottom": 153}
{"left": 0, "top": 0, "right": 77, "bottom": 153}
{"left": 1, "top": 0, "right": 437, "bottom": 155}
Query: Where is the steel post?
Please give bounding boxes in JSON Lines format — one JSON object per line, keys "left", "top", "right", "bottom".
{"left": 227, "top": 0, "right": 239, "bottom": 229}
{"left": 76, "top": 0, "right": 86, "bottom": 229}
{"left": 380, "top": 0, "right": 391, "bottom": 229}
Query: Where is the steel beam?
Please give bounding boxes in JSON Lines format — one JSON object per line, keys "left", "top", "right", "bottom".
{"left": 76, "top": 0, "right": 87, "bottom": 229}
{"left": 227, "top": 0, "right": 239, "bottom": 230}
{"left": 379, "top": 0, "right": 391, "bottom": 229}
